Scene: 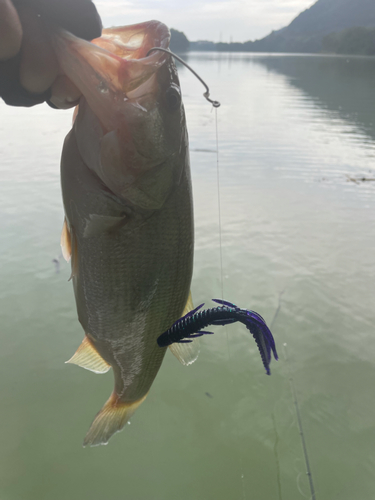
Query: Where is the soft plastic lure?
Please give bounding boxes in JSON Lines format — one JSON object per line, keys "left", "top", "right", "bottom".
{"left": 157, "top": 299, "right": 278, "bottom": 375}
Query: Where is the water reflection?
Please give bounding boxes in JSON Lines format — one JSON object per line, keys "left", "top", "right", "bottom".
{"left": 252, "top": 54, "right": 375, "bottom": 143}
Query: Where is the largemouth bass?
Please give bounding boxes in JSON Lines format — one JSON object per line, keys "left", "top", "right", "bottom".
{"left": 52, "top": 21, "right": 198, "bottom": 446}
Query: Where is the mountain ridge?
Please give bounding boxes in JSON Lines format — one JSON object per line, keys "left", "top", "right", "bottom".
{"left": 255, "top": 0, "right": 375, "bottom": 52}
{"left": 181, "top": 0, "right": 375, "bottom": 54}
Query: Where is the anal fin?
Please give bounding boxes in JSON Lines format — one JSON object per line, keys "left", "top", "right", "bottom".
{"left": 66, "top": 335, "right": 111, "bottom": 374}
{"left": 182, "top": 291, "right": 194, "bottom": 317}
{"left": 169, "top": 291, "right": 200, "bottom": 366}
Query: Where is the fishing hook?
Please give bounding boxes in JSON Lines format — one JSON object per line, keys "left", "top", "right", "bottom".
{"left": 146, "top": 47, "right": 221, "bottom": 108}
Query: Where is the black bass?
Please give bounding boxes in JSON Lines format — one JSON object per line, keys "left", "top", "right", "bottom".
{"left": 52, "top": 21, "right": 198, "bottom": 446}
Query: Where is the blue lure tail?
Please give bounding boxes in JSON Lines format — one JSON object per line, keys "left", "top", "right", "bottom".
{"left": 157, "top": 299, "right": 278, "bottom": 375}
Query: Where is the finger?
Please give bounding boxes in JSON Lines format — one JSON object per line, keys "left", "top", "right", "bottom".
{"left": 49, "top": 75, "right": 81, "bottom": 109}
{"left": 18, "top": 7, "right": 58, "bottom": 94}
{"left": 0, "top": 0, "right": 23, "bottom": 60}
{"left": 36, "top": 0, "right": 102, "bottom": 40}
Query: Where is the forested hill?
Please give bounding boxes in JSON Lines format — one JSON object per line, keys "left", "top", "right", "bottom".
{"left": 255, "top": 0, "right": 375, "bottom": 53}
{"left": 187, "top": 0, "right": 375, "bottom": 54}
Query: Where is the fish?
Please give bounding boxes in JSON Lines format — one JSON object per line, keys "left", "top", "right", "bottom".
{"left": 52, "top": 21, "right": 199, "bottom": 446}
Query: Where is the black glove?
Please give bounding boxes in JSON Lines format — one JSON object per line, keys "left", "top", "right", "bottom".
{"left": 0, "top": 0, "right": 102, "bottom": 107}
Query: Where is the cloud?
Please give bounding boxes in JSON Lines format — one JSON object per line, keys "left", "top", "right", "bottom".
{"left": 96, "top": 0, "right": 315, "bottom": 42}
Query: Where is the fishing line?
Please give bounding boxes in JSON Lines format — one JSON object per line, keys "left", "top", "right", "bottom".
{"left": 214, "top": 107, "right": 225, "bottom": 301}
{"left": 271, "top": 292, "right": 316, "bottom": 498}
{"left": 270, "top": 290, "right": 285, "bottom": 500}
{"left": 283, "top": 343, "right": 316, "bottom": 500}
{"left": 270, "top": 290, "right": 285, "bottom": 330}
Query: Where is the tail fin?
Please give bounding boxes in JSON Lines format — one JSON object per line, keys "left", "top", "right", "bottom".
{"left": 83, "top": 392, "right": 148, "bottom": 447}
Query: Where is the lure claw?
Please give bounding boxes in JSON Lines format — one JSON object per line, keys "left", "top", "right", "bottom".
{"left": 212, "top": 298, "right": 237, "bottom": 308}
{"left": 184, "top": 303, "right": 205, "bottom": 319}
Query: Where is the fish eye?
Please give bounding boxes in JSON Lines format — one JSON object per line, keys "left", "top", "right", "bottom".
{"left": 165, "top": 86, "right": 181, "bottom": 112}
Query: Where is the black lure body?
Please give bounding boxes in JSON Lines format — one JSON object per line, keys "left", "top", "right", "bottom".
{"left": 157, "top": 299, "right": 278, "bottom": 375}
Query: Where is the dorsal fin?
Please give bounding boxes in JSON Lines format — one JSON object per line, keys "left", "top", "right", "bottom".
{"left": 66, "top": 335, "right": 111, "bottom": 374}
{"left": 169, "top": 291, "right": 200, "bottom": 366}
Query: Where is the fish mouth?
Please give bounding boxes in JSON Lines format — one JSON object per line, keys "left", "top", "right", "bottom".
{"left": 51, "top": 21, "right": 171, "bottom": 130}
{"left": 93, "top": 21, "right": 170, "bottom": 62}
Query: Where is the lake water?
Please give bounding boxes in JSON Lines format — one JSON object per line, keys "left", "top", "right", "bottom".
{"left": 0, "top": 52, "right": 375, "bottom": 500}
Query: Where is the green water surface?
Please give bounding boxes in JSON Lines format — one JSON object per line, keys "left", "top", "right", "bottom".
{"left": 0, "top": 53, "right": 374, "bottom": 500}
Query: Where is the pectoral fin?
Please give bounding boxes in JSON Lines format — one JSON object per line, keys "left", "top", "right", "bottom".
{"left": 66, "top": 335, "right": 111, "bottom": 374}
{"left": 83, "top": 214, "right": 127, "bottom": 238}
{"left": 169, "top": 291, "right": 200, "bottom": 366}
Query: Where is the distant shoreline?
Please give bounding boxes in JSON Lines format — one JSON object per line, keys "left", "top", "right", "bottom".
{"left": 173, "top": 48, "right": 375, "bottom": 59}
{"left": 170, "top": 26, "right": 375, "bottom": 57}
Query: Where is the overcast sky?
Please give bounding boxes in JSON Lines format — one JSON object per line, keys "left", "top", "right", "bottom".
{"left": 95, "top": 0, "right": 315, "bottom": 43}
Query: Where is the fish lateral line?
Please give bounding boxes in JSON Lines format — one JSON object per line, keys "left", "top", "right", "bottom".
{"left": 157, "top": 300, "right": 278, "bottom": 375}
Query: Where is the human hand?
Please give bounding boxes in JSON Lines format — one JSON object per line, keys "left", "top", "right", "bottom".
{"left": 0, "top": 0, "right": 101, "bottom": 108}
